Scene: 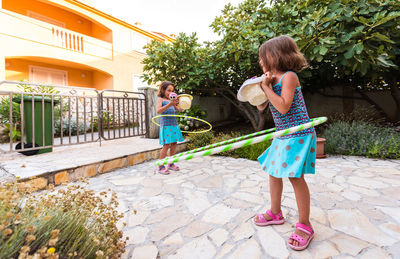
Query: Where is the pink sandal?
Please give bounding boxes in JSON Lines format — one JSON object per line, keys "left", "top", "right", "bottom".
{"left": 158, "top": 165, "right": 170, "bottom": 175}
{"left": 288, "top": 223, "right": 314, "bottom": 251}
{"left": 253, "top": 209, "right": 285, "bottom": 226}
{"left": 168, "top": 163, "right": 180, "bottom": 171}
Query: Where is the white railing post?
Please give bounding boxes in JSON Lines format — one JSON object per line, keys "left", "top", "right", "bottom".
{"left": 52, "top": 26, "right": 85, "bottom": 53}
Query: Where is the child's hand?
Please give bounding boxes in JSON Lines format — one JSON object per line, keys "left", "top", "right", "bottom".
{"left": 261, "top": 72, "right": 274, "bottom": 90}
{"left": 169, "top": 99, "right": 179, "bottom": 107}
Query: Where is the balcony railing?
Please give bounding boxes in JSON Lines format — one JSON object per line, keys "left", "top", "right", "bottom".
{"left": 0, "top": 10, "right": 112, "bottom": 60}
{"left": 52, "top": 27, "right": 84, "bottom": 52}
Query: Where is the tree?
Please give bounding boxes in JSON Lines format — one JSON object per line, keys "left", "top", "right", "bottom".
{"left": 211, "top": 0, "right": 400, "bottom": 121}
{"left": 288, "top": 0, "right": 400, "bottom": 121}
{"left": 141, "top": 31, "right": 270, "bottom": 131}
{"left": 142, "top": 0, "right": 400, "bottom": 131}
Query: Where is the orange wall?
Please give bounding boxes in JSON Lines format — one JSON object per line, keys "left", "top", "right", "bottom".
{"left": 2, "top": 0, "right": 111, "bottom": 42}
{"left": 91, "top": 21, "right": 112, "bottom": 42}
{"left": 93, "top": 70, "right": 113, "bottom": 90}
{"left": 5, "top": 58, "right": 95, "bottom": 88}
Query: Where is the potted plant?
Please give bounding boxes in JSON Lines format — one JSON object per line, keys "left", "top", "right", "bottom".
{"left": 316, "top": 137, "right": 327, "bottom": 158}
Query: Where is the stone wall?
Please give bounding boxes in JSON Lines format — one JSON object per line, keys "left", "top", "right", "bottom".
{"left": 18, "top": 142, "right": 187, "bottom": 191}
{"left": 304, "top": 86, "right": 395, "bottom": 119}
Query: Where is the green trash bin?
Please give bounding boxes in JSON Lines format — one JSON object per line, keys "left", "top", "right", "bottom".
{"left": 13, "top": 95, "right": 56, "bottom": 154}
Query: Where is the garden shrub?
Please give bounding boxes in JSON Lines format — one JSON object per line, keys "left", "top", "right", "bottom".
{"left": 234, "top": 140, "right": 272, "bottom": 161}
{"left": 316, "top": 104, "right": 384, "bottom": 136}
{"left": 329, "top": 105, "right": 383, "bottom": 125}
{"left": 323, "top": 121, "right": 400, "bottom": 159}
{"left": 178, "top": 105, "right": 207, "bottom": 131}
{"left": 0, "top": 82, "right": 64, "bottom": 143}
{"left": 54, "top": 118, "right": 91, "bottom": 137}
{"left": 186, "top": 130, "right": 213, "bottom": 151}
{"left": 0, "top": 181, "right": 126, "bottom": 258}
{"left": 186, "top": 130, "right": 272, "bottom": 161}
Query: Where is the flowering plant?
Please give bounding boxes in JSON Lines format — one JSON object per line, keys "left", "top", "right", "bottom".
{"left": 0, "top": 179, "right": 127, "bottom": 258}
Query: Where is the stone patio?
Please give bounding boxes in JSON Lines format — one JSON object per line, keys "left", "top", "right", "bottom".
{"left": 83, "top": 155, "right": 400, "bottom": 259}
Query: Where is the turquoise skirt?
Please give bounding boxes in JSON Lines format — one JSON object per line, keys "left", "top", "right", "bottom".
{"left": 258, "top": 131, "right": 316, "bottom": 178}
{"left": 159, "top": 125, "right": 184, "bottom": 145}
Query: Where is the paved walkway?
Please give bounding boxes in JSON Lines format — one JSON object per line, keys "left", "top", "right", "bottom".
{"left": 0, "top": 136, "right": 162, "bottom": 180}
{"left": 83, "top": 155, "right": 400, "bottom": 259}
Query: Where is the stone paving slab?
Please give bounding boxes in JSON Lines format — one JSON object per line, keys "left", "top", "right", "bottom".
{"left": 82, "top": 155, "right": 400, "bottom": 259}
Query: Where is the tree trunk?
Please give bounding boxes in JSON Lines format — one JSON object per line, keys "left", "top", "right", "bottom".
{"left": 390, "top": 82, "right": 400, "bottom": 122}
{"left": 355, "top": 88, "right": 391, "bottom": 122}
{"left": 220, "top": 92, "right": 267, "bottom": 131}
{"left": 256, "top": 110, "right": 268, "bottom": 131}
{"left": 200, "top": 87, "right": 269, "bottom": 131}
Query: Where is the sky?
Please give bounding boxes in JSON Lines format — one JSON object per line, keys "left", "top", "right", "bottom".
{"left": 89, "top": 0, "right": 245, "bottom": 43}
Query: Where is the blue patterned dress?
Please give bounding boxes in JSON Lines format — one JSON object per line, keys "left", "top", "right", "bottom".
{"left": 159, "top": 99, "right": 184, "bottom": 145}
{"left": 258, "top": 71, "right": 316, "bottom": 178}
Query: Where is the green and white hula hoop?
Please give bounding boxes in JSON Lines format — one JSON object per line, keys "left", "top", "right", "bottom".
{"left": 152, "top": 114, "right": 212, "bottom": 134}
{"left": 155, "top": 117, "right": 327, "bottom": 166}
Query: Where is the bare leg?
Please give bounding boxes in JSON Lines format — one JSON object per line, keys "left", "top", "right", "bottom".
{"left": 289, "top": 174, "right": 312, "bottom": 246}
{"left": 169, "top": 142, "right": 177, "bottom": 156}
{"left": 257, "top": 175, "right": 283, "bottom": 221}
{"left": 159, "top": 144, "right": 170, "bottom": 160}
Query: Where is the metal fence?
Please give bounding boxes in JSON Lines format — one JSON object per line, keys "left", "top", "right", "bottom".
{"left": 0, "top": 81, "right": 148, "bottom": 155}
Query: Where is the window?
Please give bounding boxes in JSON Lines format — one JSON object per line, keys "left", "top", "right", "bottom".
{"left": 27, "top": 11, "right": 65, "bottom": 28}
{"left": 131, "top": 32, "right": 150, "bottom": 53}
{"left": 29, "top": 66, "right": 68, "bottom": 86}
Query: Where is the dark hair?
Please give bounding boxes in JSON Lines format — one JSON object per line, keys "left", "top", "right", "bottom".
{"left": 259, "top": 35, "right": 308, "bottom": 73}
{"left": 157, "top": 81, "right": 174, "bottom": 98}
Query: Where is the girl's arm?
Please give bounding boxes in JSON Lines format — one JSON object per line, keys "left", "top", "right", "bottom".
{"left": 175, "top": 106, "right": 183, "bottom": 112}
{"left": 157, "top": 98, "right": 172, "bottom": 114}
{"left": 174, "top": 99, "right": 183, "bottom": 112}
{"left": 261, "top": 72, "right": 298, "bottom": 115}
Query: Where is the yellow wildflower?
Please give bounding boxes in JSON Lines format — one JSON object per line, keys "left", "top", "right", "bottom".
{"left": 49, "top": 238, "right": 58, "bottom": 246}
{"left": 26, "top": 234, "right": 36, "bottom": 243}
{"left": 20, "top": 246, "right": 30, "bottom": 253}
{"left": 26, "top": 225, "right": 37, "bottom": 233}
{"left": 47, "top": 247, "right": 56, "bottom": 254}
{"left": 3, "top": 228, "right": 13, "bottom": 237}
{"left": 96, "top": 250, "right": 104, "bottom": 257}
{"left": 50, "top": 229, "right": 60, "bottom": 238}
{"left": 43, "top": 215, "right": 52, "bottom": 221}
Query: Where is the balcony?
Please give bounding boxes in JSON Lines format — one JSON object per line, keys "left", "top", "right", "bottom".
{"left": 0, "top": 9, "right": 113, "bottom": 60}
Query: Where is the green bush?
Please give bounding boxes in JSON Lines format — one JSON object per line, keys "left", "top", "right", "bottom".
{"left": 0, "top": 97, "right": 20, "bottom": 125}
{"left": 54, "top": 118, "right": 91, "bottom": 137}
{"left": 316, "top": 105, "right": 383, "bottom": 136}
{"left": 0, "top": 81, "right": 63, "bottom": 143}
{"left": 186, "top": 130, "right": 214, "bottom": 150}
{"left": 178, "top": 105, "right": 207, "bottom": 131}
{"left": 0, "top": 97, "right": 22, "bottom": 142}
{"left": 234, "top": 140, "right": 272, "bottom": 161}
{"left": 323, "top": 121, "right": 400, "bottom": 159}
{"left": 186, "top": 130, "right": 272, "bottom": 161}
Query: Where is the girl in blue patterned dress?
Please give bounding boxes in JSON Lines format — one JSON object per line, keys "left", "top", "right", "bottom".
{"left": 253, "top": 36, "right": 316, "bottom": 251}
{"left": 156, "top": 81, "right": 184, "bottom": 175}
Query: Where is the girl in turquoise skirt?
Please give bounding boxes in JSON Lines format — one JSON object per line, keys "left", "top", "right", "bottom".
{"left": 156, "top": 81, "right": 184, "bottom": 175}
{"left": 253, "top": 36, "right": 316, "bottom": 251}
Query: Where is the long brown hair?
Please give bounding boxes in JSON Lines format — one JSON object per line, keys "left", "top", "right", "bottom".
{"left": 157, "top": 81, "right": 174, "bottom": 98}
{"left": 259, "top": 35, "right": 308, "bottom": 73}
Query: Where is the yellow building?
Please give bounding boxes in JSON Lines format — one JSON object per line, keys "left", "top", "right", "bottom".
{"left": 0, "top": 0, "right": 173, "bottom": 91}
